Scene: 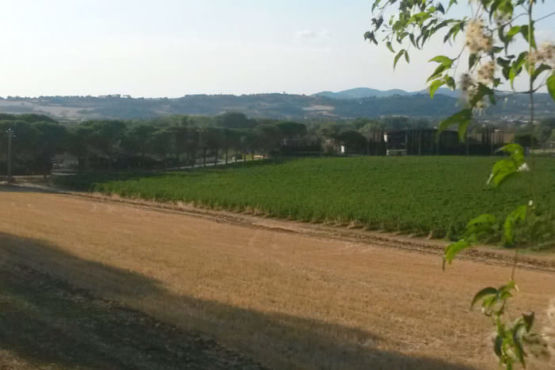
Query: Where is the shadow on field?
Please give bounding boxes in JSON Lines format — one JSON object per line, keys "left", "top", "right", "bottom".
{"left": 0, "top": 233, "right": 476, "bottom": 370}
{"left": 0, "top": 233, "right": 261, "bottom": 370}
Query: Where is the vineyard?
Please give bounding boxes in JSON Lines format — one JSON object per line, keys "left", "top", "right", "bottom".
{"left": 56, "top": 156, "right": 555, "bottom": 243}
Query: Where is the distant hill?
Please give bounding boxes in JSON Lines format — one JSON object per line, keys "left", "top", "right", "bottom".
{"left": 314, "top": 88, "right": 410, "bottom": 99}
{"left": 0, "top": 90, "right": 552, "bottom": 121}
{"left": 314, "top": 87, "right": 460, "bottom": 99}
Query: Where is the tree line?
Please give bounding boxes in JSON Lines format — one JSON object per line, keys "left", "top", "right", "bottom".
{"left": 0, "top": 112, "right": 552, "bottom": 175}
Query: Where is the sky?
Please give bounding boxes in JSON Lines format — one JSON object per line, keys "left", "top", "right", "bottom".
{"left": 0, "top": 0, "right": 554, "bottom": 98}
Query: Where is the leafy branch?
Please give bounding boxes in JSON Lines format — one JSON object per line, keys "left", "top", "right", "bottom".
{"left": 368, "top": 0, "right": 554, "bottom": 368}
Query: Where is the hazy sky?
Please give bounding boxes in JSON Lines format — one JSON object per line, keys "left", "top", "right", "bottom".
{"left": 1, "top": 0, "right": 554, "bottom": 97}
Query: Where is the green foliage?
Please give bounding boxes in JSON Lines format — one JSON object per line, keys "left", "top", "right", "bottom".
{"left": 442, "top": 240, "right": 471, "bottom": 269}
{"left": 548, "top": 73, "right": 555, "bottom": 102}
{"left": 487, "top": 143, "right": 526, "bottom": 187}
{"left": 0, "top": 118, "right": 68, "bottom": 174}
{"left": 55, "top": 157, "right": 555, "bottom": 246}
{"left": 442, "top": 213, "right": 500, "bottom": 268}
{"left": 503, "top": 205, "right": 528, "bottom": 247}
{"left": 471, "top": 281, "right": 547, "bottom": 369}
{"left": 438, "top": 109, "right": 472, "bottom": 141}
{"left": 367, "top": 0, "right": 553, "bottom": 114}
{"left": 471, "top": 281, "right": 516, "bottom": 316}
{"left": 368, "top": 0, "right": 554, "bottom": 368}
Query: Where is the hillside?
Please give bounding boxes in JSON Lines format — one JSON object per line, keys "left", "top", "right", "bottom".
{"left": 313, "top": 87, "right": 460, "bottom": 99}
{"left": 0, "top": 90, "right": 553, "bottom": 121}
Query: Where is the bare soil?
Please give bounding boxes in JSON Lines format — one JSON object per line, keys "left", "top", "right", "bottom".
{"left": 0, "top": 265, "right": 263, "bottom": 370}
{"left": 0, "top": 187, "right": 554, "bottom": 369}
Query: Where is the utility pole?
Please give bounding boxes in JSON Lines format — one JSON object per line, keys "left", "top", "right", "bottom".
{"left": 6, "top": 128, "right": 14, "bottom": 183}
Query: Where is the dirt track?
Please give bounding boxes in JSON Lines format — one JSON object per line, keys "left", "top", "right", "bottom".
{"left": 0, "top": 188, "right": 554, "bottom": 369}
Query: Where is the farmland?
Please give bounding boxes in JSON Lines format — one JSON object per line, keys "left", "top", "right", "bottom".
{"left": 1, "top": 189, "right": 554, "bottom": 369}
{"left": 56, "top": 156, "right": 555, "bottom": 243}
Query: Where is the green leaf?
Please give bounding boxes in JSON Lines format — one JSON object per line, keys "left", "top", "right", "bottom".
{"left": 469, "top": 83, "right": 495, "bottom": 107}
{"left": 469, "top": 53, "right": 479, "bottom": 69}
{"left": 499, "top": 142, "right": 524, "bottom": 156}
{"left": 497, "top": 143, "right": 525, "bottom": 171}
{"left": 498, "top": 143, "right": 525, "bottom": 165}
{"left": 409, "top": 33, "right": 416, "bottom": 47}
{"left": 500, "top": 280, "right": 516, "bottom": 295}
{"left": 372, "top": 16, "right": 384, "bottom": 30}
{"left": 509, "top": 52, "right": 528, "bottom": 89}
{"left": 522, "top": 312, "right": 534, "bottom": 332}
{"left": 506, "top": 26, "right": 521, "bottom": 38}
{"left": 465, "top": 214, "right": 498, "bottom": 241}
{"left": 494, "top": 335, "right": 503, "bottom": 358}
{"left": 437, "top": 3, "right": 445, "bottom": 14}
{"left": 520, "top": 24, "right": 536, "bottom": 48}
{"left": 364, "top": 31, "right": 378, "bottom": 45}
{"left": 512, "top": 321, "right": 526, "bottom": 365}
{"left": 487, "top": 158, "right": 518, "bottom": 187}
{"left": 532, "top": 64, "right": 551, "bottom": 83}
{"left": 443, "top": 239, "right": 471, "bottom": 269}
{"left": 438, "top": 109, "right": 472, "bottom": 139}
{"left": 471, "top": 287, "right": 498, "bottom": 308}
{"left": 467, "top": 214, "right": 497, "bottom": 228}
{"left": 429, "top": 79, "right": 445, "bottom": 99}
{"left": 458, "top": 120, "right": 470, "bottom": 142}
{"left": 394, "top": 49, "right": 405, "bottom": 69}
{"left": 386, "top": 41, "right": 395, "bottom": 53}
{"left": 488, "top": 143, "right": 526, "bottom": 187}
{"left": 427, "top": 64, "right": 447, "bottom": 82}
{"left": 503, "top": 205, "right": 528, "bottom": 246}
{"left": 429, "top": 55, "right": 453, "bottom": 67}
{"left": 444, "top": 76, "right": 455, "bottom": 90}
{"left": 509, "top": 67, "right": 518, "bottom": 88}
{"left": 548, "top": 72, "right": 555, "bottom": 102}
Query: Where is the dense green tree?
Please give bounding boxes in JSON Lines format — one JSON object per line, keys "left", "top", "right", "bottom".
{"left": 67, "top": 125, "right": 94, "bottom": 171}
{"left": 122, "top": 124, "right": 157, "bottom": 166}
{"left": 150, "top": 128, "right": 174, "bottom": 167}
{"left": 0, "top": 120, "right": 67, "bottom": 174}
{"left": 359, "top": 121, "right": 385, "bottom": 155}
{"left": 276, "top": 121, "right": 307, "bottom": 143}
{"left": 1, "top": 111, "right": 552, "bottom": 174}
{"left": 216, "top": 112, "right": 256, "bottom": 129}
{"left": 336, "top": 130, "right": 367, "bottom": 154}
{"left": 86, "top": 120, "right": 126, "bottom": 168}
{"left": 253, "top": 124, "right": 282, "bottom": 157}
{"left": 33, "top": 122, "right": 68, "bottom": 175}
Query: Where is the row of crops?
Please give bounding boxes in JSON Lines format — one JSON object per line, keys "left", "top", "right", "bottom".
{"left": 56, "top": 156, "right": 555, "bottom": 244}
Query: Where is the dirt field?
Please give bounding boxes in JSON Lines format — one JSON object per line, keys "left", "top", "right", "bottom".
{"left": 0, "top": 187, "right": 554, "bottom": 369}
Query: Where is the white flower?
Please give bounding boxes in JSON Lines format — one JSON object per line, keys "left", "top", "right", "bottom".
{"left": 459, "top": 73, "right": 474, "bottom": 92}
{"left": 533, "top": 42, "right": 555, "bottom": 67}
{"left": 518, "top": 163, "right": 530, "bottom": 172}
{"left": 465, "top": 19, "right": 493, "bottom": 54}
{"left": 477, "top": 61, "right": 496, "bottom": 85}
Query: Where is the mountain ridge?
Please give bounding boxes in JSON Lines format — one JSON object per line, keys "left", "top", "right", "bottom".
{"left": 313, "top": 87, "right": 460, "bottom": 99}
{"left": 0, "top": 89, "right": 552, "bottom": 121}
